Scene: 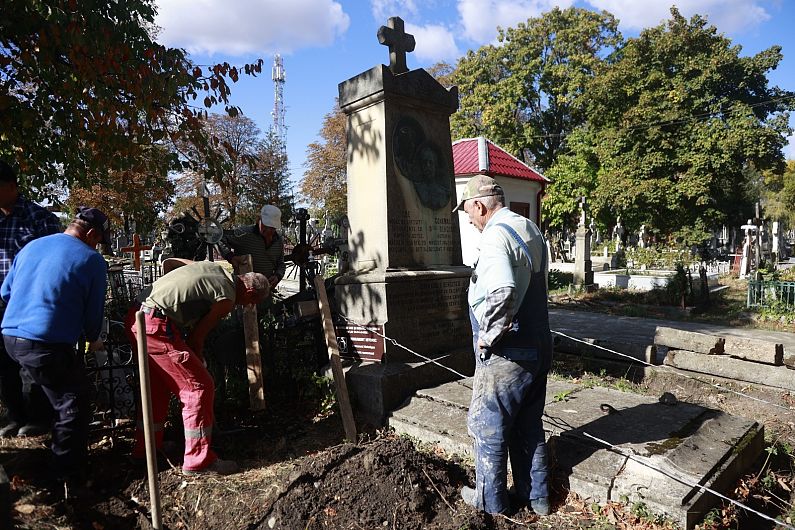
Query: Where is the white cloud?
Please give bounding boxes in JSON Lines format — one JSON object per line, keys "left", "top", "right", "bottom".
{"left": 785, "top": 134, "right": 795, "bottom": 160}
{"left": 155, "top": 0, "right": 350, "bottom": 56}
{"left": 584, "top": 0, "right": 771, "bottom": 34}
{"left": 371, "top": 0, "right": 418, "bottom": 22}
{"left": 456, "top": 0, "right": 575, "bottom": 44}
{"left": 406, "top": 23, "right": 460, "bottom": 63}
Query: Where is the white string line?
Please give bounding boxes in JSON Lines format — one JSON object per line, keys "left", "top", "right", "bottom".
{"left": 552, "top": 330, "right": 795, "bottom": 414}
{"left": 336, "top": 313, "right": 470, "bottom": 379}
{"left": 336, "top": 313, "right": 793, "bottom": 415}
{"left": 581, "top": 431, "right": 795, "bottom": 530}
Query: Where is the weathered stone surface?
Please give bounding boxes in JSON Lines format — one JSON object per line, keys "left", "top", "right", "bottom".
{"left": 335, "top": 269, "right": 471, "bottom": 363}
{"left": 654, "top": 326, "right": 725, "bottom": 355}
{"left": 722, "top": 336, "right": 784, "bottom": 365}
{"left": 340, "top": 352, "right": 473, "bottom": 424}
{"left": 555, "top": 335, "right": 659, "bottom": 365}
{"left": 390, "top": 379, "right": 763, "bottom": 530}
{"left": 664, "top": 349, "right": 795, "bottom": 391}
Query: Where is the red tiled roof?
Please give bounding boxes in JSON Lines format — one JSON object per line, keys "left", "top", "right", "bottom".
{"left": 452, "top": 137, "right": 548, "bottom": 184}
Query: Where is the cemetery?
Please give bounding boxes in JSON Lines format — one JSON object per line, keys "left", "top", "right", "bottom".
{"left": 3, "top": 3, "right": 795, "bottom": 530}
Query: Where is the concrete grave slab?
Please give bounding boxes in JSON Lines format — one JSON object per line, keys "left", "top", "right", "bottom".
{"left": 390, "top": 379, "right": 763, "bottom": 529}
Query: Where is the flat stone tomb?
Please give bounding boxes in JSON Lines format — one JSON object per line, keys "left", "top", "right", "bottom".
{"left": 389, "top": 380, "right": 763, "bottom": 530}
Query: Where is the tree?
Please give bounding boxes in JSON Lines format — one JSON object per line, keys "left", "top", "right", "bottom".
{"left": 301, "top": 103, "right": 347, "bottom": 219}
{"left": 242, "top": 130, "right": 293, "bottom": 225}
{"left": 450, "top": 7, "right": 622, "bottom": 170}
{"left": 577, "top": 8, "right": 794, "bottom": 243}
{"left": 66, "top": 147, "right": 174, "bottom": 236}
{"left": 200, "top": 114, "right": 261, "bottom": 224}
{"left": 1, "top": 0, "right": 262, "bottom": 198}
{"left": 426, "top": 61, "right": 455, "bottom": 89}
{"left": 762, "top": 160, "right": 795, "bottom": 227}
{"left": 170, "top": 119, "right": 292, "bottom": 227}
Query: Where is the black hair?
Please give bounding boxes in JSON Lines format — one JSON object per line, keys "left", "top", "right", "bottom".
{"left": 0, "top": 161, "right": 17, "bottom": 185}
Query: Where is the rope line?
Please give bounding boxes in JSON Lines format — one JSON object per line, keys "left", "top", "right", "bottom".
{"left": 335, "top": 312, "right": 794, "bottom": 414}
{"left": 581, "top": 431, "right": 795, "bottom": 530}
{"left": 335, "top": 313, "right": 469, "bottom": 379}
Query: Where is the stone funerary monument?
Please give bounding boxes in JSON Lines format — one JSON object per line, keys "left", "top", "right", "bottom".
{"left": 334, "top": 17, "right": 473, "bottom": 421}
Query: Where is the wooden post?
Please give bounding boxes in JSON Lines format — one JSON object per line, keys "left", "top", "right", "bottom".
{"left": 136, "top": 311, "right": 162, "bottom": 530}
{"left": 239, "top": 255, "right": 266, "bottom": 410}
{"left": 314, "top": 275, "right": 357, "bottom": 441}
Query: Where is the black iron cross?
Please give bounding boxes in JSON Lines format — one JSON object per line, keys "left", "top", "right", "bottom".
{"left": 377, "top": 16, "right": 415, "bottom": 74}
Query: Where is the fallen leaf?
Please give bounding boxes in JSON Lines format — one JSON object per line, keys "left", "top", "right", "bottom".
{"left": 92, "top": 522, "right": 105, "bottom": 530}
{"left": 14, "top": 504, "right": 35, "bottom": 514}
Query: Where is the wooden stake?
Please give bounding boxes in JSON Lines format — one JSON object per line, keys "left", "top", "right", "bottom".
{"left": 136, "top": 311, "right": 162, "bottom": 529}
{"left": 239, "top": 255, "right": 266, "bottom": 410}
{"left": 313, "top": 275, "right": 357, "bottom": 442}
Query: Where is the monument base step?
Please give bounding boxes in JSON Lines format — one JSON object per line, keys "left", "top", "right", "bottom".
{"left": 335, "top": 349, "right": 473, "bottom": 424}
{"left": 388, "top": 379, "right": 763, "bottom": 529}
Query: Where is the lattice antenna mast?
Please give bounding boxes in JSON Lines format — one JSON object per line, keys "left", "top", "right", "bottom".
{"left": 272, "top": 54, "right": 286, "bottom": 145}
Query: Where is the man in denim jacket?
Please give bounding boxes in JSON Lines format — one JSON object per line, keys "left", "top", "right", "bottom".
{"left": 453, "top": 175, "right": 553, "bottom": 516}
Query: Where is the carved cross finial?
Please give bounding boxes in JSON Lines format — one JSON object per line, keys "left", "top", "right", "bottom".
{"left": 377, "top": 17, "right": 415, "bottom": 74}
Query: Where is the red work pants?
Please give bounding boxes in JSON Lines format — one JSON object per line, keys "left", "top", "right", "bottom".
{"left": 126, "top": 307, "right": 217, "bottom": 471}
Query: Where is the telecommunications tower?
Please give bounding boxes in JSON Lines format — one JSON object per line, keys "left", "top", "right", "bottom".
{"left": 272, "top": 54, "right": 286, "bottom": 145}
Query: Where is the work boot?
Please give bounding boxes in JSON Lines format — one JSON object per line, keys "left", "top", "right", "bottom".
{"left": 530, "top": 497, "right": 551, "bottom": 516}
{"left": 18, "top": 423, "right": 49, "bottom": 437}
{"left": 0, "top": 421, "right": 20, "bottom": 437}
{"left": 182, "top": 458, "right": 239, "bottom": 476}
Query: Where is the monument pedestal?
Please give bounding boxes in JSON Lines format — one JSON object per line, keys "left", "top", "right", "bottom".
{"left": 334, "top": 268, "right": 474, "bottom": 421}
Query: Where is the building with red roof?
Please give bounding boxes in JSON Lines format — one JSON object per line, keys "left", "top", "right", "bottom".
{"left": 452, "top": 136, "right": 549, "bottom": 265}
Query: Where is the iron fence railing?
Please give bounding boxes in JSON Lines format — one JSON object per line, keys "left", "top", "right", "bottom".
{"left": 747, "top": 280, "right": 795, "bottom": 310}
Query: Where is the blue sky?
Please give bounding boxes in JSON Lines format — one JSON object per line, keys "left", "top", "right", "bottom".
{"left": 153, "top": 0, "right": 795, "bottom": 196}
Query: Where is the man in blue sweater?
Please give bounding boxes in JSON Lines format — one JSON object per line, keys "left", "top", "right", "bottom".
{"left": 1, "top": 207, "right": 109, "bottom": 492}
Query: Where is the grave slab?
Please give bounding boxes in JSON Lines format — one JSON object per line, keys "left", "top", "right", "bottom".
{"left": 389, "top": 379, "right": 763, "bottom": 529}
{"left": 665, "top": 349, "right": 795, "bottom": 391}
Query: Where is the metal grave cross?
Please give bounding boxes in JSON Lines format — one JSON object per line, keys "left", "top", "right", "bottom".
{"left": 377, "top": 16, "right": 415, "bottom": 74}
{"left": 121, "top": 233, "right": 152, "bottom": 271}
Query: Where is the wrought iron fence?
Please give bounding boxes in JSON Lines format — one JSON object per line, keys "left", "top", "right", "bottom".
{"left": 84, "top": 263, "right": 162, "bottom": 429}
{"left": 747, "top": 280, "right": 795, "bottom": 310}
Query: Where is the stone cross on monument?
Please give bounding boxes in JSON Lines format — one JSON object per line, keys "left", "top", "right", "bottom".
{"left": 377, "top": 16, "right": 415, "bottom": 74}
{"left": 579, "top": 196, "right": 587, "bottom": 227}
{"left": 121, "top": 233, "right": 152, "bottom": 271}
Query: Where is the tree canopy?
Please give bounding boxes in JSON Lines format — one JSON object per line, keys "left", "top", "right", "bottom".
{"left": 556, "top": 8, "right": 795, "bottom": 241}
{"left": 1, "top": 0, "right": 262, "bottom": 198}
{"left": 450, "top": 7, "right": 622, "bottom": 171}
{"left": 301, "top": 103, "right": 347, "bottom": 219}
{"left": 170, "top": 114, "right": 291, "bottom": 226}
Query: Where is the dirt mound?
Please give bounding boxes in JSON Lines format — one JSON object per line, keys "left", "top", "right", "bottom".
{"left": 263, "top": 435, "right": 479, "bottom": 529}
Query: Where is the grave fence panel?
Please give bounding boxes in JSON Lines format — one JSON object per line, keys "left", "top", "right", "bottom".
{"left": 746, "top": 280, "right": 795, "bottom": 310}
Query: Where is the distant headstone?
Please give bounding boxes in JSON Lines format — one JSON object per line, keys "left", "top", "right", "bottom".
{"left": 638, "top": 224, "right": 647, "bottom": 249}
{"left": 613, "top": 216, "right": 625, "bottom": 251}
{"left": 574, "top": 197, "right": 595, "bottom": 288}
{"left": 739, "top": 220, "right": 758, "bottom": 278}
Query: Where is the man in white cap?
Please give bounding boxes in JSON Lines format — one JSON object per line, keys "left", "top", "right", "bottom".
{"left": 222, "top": 205, "right": 285, "bottom": 290}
